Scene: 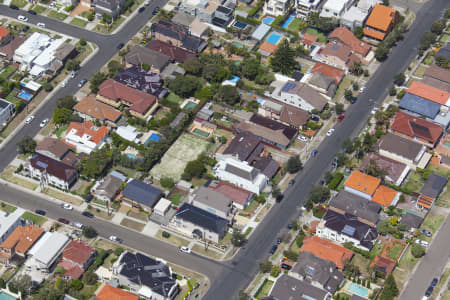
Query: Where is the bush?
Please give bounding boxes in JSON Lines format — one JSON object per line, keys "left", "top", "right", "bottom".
{"left": 396, "top": 90, "right": 406, "bottom": 99}
{"left": 0, "top": 278, "right": 5, "bottom": 289}
{"left": 83, "top": 226, "right": 97, "bottom": 238}
{"left": 295, "top": 232, "right": 305, "bottom": 248}
{"left": 71, "top": 279, "right": 83, "bottom": 291}
{"left": 328, "top": 173, "right": 344, "bottom": 190}
{"left": 162, "top": 231, "right": 171, "bottom": 238}
{"left": 411, "top": 243, "right": 425, "bottom": 258}
{"left": 259, "top": 260, "right": 272, "bottom": 273}
{"left": 160, "top": 177, "right": 175, "bottom": 189}
{"left": 115, "top": 247, "right": 124, "bottom": 256}
{"left": 8, "top": 283, "right": 18, "bottom": 294}
{"left": 270, "top": 265, "right": 281, "bottom": 277}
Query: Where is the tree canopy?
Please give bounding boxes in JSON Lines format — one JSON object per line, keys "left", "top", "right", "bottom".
{"left": 270, "top": 39, "right": 297, "bottom": 75}
{"left": 168, "top": 75, "right": 202, "bottom": 98}
{"left": 380, "top": 274, "right": 399, "bottom": 300}
{"left": 215, "top": 85, "right": 240, "bottom": 105}
{"left": 17, "top": 136, "right": 36, "bottom": 155}
{"left": 285, "top": 155, "right": 303, "bottom": 174}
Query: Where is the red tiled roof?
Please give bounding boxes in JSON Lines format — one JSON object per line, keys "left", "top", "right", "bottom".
{"left": 301, "top": 33, "right": 318, "bottom": 45}
{"left": 66, "top": 121, "right": 109, "bottom": 145}
{"left": 345, "top": 170, "right": 381, "bottom": 196}
{"left": 310, "top": 62, "right": 345, "bottom": 84}
{"left": 372, "top": 185, "right": 397, "bottom": 207}
{"left": 97, "top": 284, "right": 138, "bottom": 300}
{"left": 390, "top": 111, "right": 444, "bottom": 145}
{"left": 370, "top": 255, "right": 396, "bottom": 275}
{"left": 98, "top": 79, "right": 157, "bottom": 114}
{"left": 61, "top": 240, "right": 95, "bottom": 266}
{"left": 148, "top": 40, "right": 196, "bottom": 63}
{"left": 259, "top": 42, "right": 278, "bottom": 54}
{"left": 407, "top": 81, "right": 450, "bottom": 105}
{"left": 209, "top": 181, "right": 253, "bottom": 206}
{"left": 329, "top": 27, "right": 371, "bottom": 56}
{"left": 300, "top": 236, "right": 354, "bottom": 269}
{"left": 73, "top": 95, "right": 122, "bottom": 123}
{"left": 363, "top": 27, "right": 386, "bottom": 40}
{"left": 57, "top": 260, "right": 84, "bottom": 279}
{"left": 0, "top": 26, "right": 10, "bottom": 38}
{"left": 0, "top": 225, "right": 43, "bottom": 256}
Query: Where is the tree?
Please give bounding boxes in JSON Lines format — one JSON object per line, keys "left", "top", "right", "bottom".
{"left": 242, "top": 57, "right": 261, "bottom": 80}
{"left": 344, "top": 89, "right": 353, "bottom": 101}
{"left": 231, "top": 229, "right": 246, "bottom": 247}
{"left": 215, "top": 85, "right": 240, "bottom": 105}
{"left": 182, "top": 58, "right": 203, "bottom": 75}
{"left": 0, "top": 279, "right": 4, "bottom": 289}
{"left": 82, "top": 271, "right": 98, "bottom": 285}
{"left": 285, "top": 155, "right": 303, "bottom": 173}
{"left": 435, "top": 55, "right": 449, "bottom": 69}
{"left": 202, "top": 64, "right": 221, "bottom": 82}
{"left": 160, "top": 177, "right": 175, "bottom": 189}
{"left": 43, "top": 82, "right": 53, "bottom": 92}
{"left": 270, "top": 39, "right": 297, "bottom": 75}
{"left": 57, "top": 96, "right": 77, "bottom": 110}
{"left": 107, "top": 60, "right": 122, "bottom": 75}
{"left": 17, "top": 136, "right": 36, "bottom": 154}
{"left": 66, "top": 59, "right": 80, "bottom": 71}
{"left": 350, "top": 61, "right": 363, "bottom": 76}
{"left": 259, "top": 260, "right": 273, "bottom": 273}
{"left": 393, "top": 73, "right": 406, "bottom": 86}
{"left": 79, "top": 147, "right": 112, "bottom": 178}
{"left": 352, "top": 81, "right": 359, "bottom": 91}
{"left": 168, "top": 75, "right": 202, "bottom": 98}
{"left": 411, "top": 243, "right": 425, "bottom": 258}
{"left": 79, "top": 38, "right": 87, "bottom": 46}
{"left": 9, "top": 274, "right": 32, "bottom": 296}
{"left": 389, "top": 86, "right": 397, "bottom": 96}
{"left": 335, "top": 103, "right": 345, "bottom": 114}
{"left": 375, "top": 45, "right": 389, "bottom": 61}
{"left": 354, "top": 26, "right": 364, "bottom": 39}
{"left": 308, "top": 185, "right": 330, "bottom": 204}
{"left": 342, "top": 138, "right": 354, "bottom": 153}
{"left": 382, "top": 0, "right": 389, "bottom": 6}
{"left": 71, "top": 279, "right": 84, "bottom": 291}
{"left": 53, "top": 107, "right": 73, "bottom": 125}
{"left": 380, "top": 274, "right": 399, "bottom": 300}
{"left": 419, "top": 31, "right": 437, "bottom": 52}
{"left": 89, "top": 72, "right": 107, "bottom": 93}
{"left": 181, "top": 159, "right": 205, "bottom": 181}
{"left": 82, "top": 226, "right": 97, "bottom": 238}
{"left": 430, "top": 20, "right": 445, "bottom": 35}
{"left": 270, "top": 265, "right": 281, "bottom": 277}
{"left": 324, "top": 171, "right": 334, "bottom": 184}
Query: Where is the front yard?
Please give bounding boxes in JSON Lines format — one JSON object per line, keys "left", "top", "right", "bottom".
{"left": 156, "top": 230, "right": 190, "bottom": 247}
{"left": 384, "top": 242, "right": 405, "bottom": 261}
{"left": 70, "top": 18, "right": 88, "bottom": 28}
{"left": 43, "top": 188, "right": 84, "bottom": 206}
{"left": 47, "top": 10, "right": 69, "bottom": 21}
{"left": 21, "top": 211, "right": 47, "bottom": 226}
{"left": 254, "top": 279, "right": 274, "bottom": 300}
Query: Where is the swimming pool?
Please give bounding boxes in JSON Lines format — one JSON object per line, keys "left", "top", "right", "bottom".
{"left": 348, "top": 283, "right": 369, "bottom": 297}
{"left": 229, "top": 76, "right": 240, "bottom": 83}
{"left": 262, "top": 16, "right": 274, "bottom": 25}
{"left": 233, "top": 21, "right": 248, "bottom": 29}
{"left": 17, "top": 89, "right": 33, "bottom": 101}
{"left": 126, "top": 153, "right": 137, "bottom": 160}
{"left": 0, "top": 292, "right": 16, "bottom": 300}
{"left": 145, "top": 133, "right": 161, "bottom": 145}
{"left": 193, "top": 128, "right": 210, "bottom": 137}
{"left": 281, "top": 14, "right": 295, "bottom": 28}
{"left": 266, "top": 32, "right": 282, "bottom": 44}
{"left": 183, "top": 101, "right": 197, "bottom": 111}
{"left": 232, "top": 41, "right": 245, "bottom": 48}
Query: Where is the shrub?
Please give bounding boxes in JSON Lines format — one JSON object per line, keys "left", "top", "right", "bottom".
{"left": 411, "top": 243, "right": 425, "bottom": 258}
{"left": 283, "top": 250, "right": 299, "bottom": 261}
{"left": 160, "top": 177, "right": 175, "bottom": 189}
{"left": 162, "top": 231, "right": 171, "bottom": 238}
{"left": 115, "top": 247, "right": 124, "bottom": 256}
{"left": 396, "top": 90, "right": 406, "bottom": 99}
{"left": 270, "top": 265, "right": 281, "bottom": 277}
{"left": 8, "top": 283, "right": 18, "bottom": 294}
{"left": 0, "top": 278, "right": 5, "bottom": 289}
{"left": 328, "top": 173, "right": 344, "bottom": 190}
{"left": 71, "top": 279, "right": 83, "bottom": 291}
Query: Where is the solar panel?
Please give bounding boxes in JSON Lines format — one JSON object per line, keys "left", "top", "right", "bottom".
{"left": 410, "top": 122, "right": 432, "bottom": 139}
{"left": 282, "top": 82, "right": 296, "bottom": 92}
{"left": 36, "top": 161, "right": 48, "bottom": 169}
{"left": 342, "top": 225, "right": 356, "bottom": 236}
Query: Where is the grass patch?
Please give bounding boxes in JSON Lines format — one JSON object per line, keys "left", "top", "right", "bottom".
{"left": 369, "top": 242, "right": 384, "bottom": 258}
{"left": 111, "top": 166, "right": 137, "bottom": 178}
{"left": 398, "top": 245, "right": 419, "bottom": 272}
{"left": 48, "top": 10, "right": 69, "bottom": 21}
{"left": 43, "top": 188, "right": 83, "bottom": 206}
{"left": 254, "top": 279, "right": 274, "bottom": 300}
{"left": 85, "top": 207, "right": 114, "bottom": 220}
{"left": 435, "top": 183, "right": 450, "bottom": 208}
{"left": 236, "top": 5, "right": 252, "bottom": 13}
{"left": 421, "top": 212, "right": 445, "bottom": 233}
{"left": 0, "top": 202, "right": 17, "bottom": 213}
{"left": 33, "top": 5, "right": 47, "bottom": 14}
{"left": 413, "top": 65, "right": 428, "bottom": 78}
{"left": 334, "top": 76, "right": 352, "bottom": 101}
{"left": 21, "top": 211, "right": 47, "bottom": 226}
{"left": 439, "top": 34, "right": 450, "bottom": 44}
{"left": 127, "top": 210, "right": 148, "bottom": 222}
{"left": 55, "top": 124, "right": 69, "bottom": 138}
{"left": 156, "top": 229, "right": 190, "bottom": 247}
{"left": 425, "top": 164, "right": 450, "bottom": 178}
{"left": 305, "top": 27, "right": 326, "bottom": 43}
{"left": 287, "top": 18, "right": 304, "bottom": 33}
{"left": 0, "top": 65, "right": 17, "bottom": 80}
{"left": 385, "top": 242, "right": 405, "bottom": 260}
{"left": 191, "top": 244, "right": 222, "bottom": 260}
{"left": 423, "top": 53, "right": 434, "bottom": 65}
{"left": 402, "top": 171, "right": 423, "bottom": 193}
{"left": 10, "top": 0, "right": 27, "bottom": 7}
{"left": 78, "top": 282, "right": 101, "bottom": 299}
{"left": 166, "top": 92, "right": 183, "bottom": 105}
{"left": 0, "top": 166, "right": 39, "bottom": 190}
{"left": 120, "top": 218, "right": 145, "bottom": 231}
{"left": 169, "top": 192, "right": 183, "bottom": 205}
{"left": 70, "top": 18, "right": 88, "bottom": 28}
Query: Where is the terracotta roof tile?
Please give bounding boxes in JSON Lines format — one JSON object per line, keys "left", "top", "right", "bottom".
{"left": 322, "top": 42, "right": 354, "bottom": 63}
{"left": 407, "top": 81, "right": 450, "bottom": 105}
{"left": 97, "top": 284, "right": 138, "bottom": 300}
{"left": 57, "top": 260, "right": 84, "bottom": 279}
{"left": 345, "top": 170, "right": 381, "bottom": 196}
{"left": 365, "top": 4, "right": 398, "bottom": 32}
{"left": 0, "top": 225, "right": 44, "bottom": 256}
{"left": 301, "top": 33, "right": 318, "bottom": 45}
{"left": 148, "top": 40, "right": 196, "bottom": 63}
{"left": 0, "top": 26, "right": 10, "bottom": 38}
{"left": 329, "top": 27, "right": 371, "bottom": 56}
{"left": 61, "top": 240, "right": 95, "bottom": 265}
{"left": 372, "top": 185, "right": 397, "bottom": 206}
{"left": 259, "top": 41, "right": 278, "bottom": 54}
{"left": 300, "top": 236, "right": 354, "bottom": 269}
{"left": 310, "top": 62, "right": 345, "bottom": 84}
{"left": 73, "top": 95, "right": 122, "bottom": 123}
{"left": 209, "top": 181, "right": 253, "bottom": 206}
{"left": 363, "top": 27, "right": 386, "bottom": 40}
{"left": 65, "top": 121, "right": 109, "bottom": 145}
{"left": 370, "top": 255, "right": 396, "bottom": 275}
{"left": 390, "top": 111, "right": 443, "bottom": 145}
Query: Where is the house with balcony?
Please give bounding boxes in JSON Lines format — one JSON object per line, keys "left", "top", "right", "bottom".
{"left": 29, "top": 153, "right": 78, "bottom": 190}
{"left": 0, "top": 225, "right": 43, "bottom": 265}
{"left": 57, "top": 240, "right": 96, "bottom": 280}
{"left": 320, "top": 0, "right": 354, "bottom": 18}
{"left": 0, "top": 98, "right": 15, "bottom": 127}
{"left": 363, "top": 4, "right": 399, "bottom": 41}
{"left": 188, "top": 187, "right": 235, "bottom": 222}
{"left": 296, "top": 0, "right": 324, "bottom": 19}
{"left": 151, "top": 20, "right": 207, "bottom": 53}
{"left": 269, "top": 81, "right": 328, "bottom": 112}
{"left": 64, "top": 121, "right": 109, "bottom": 155}
{"left": 264, "top": 0, "right": 292, "bottom": 17}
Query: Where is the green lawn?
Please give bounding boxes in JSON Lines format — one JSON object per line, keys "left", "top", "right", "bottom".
{"left": 5, "top": 88, "right": 22, "bottom": 107}
{"left": 48, "top": 10, "right": 69, "bottom": 21}
{"left": 435, "top": 182, "right": 450, "bottom": 208}
{"left": 287, "top": 18, "right": 305, "bottom": 33}
{"left": 421, "top": 213, "right": 445, "bottom": 233}
{"left": 439, "top": 34, "right": 450, "bottom": 43}
{"left": 32, "top": 5, "right": 47, "bottom": 14}
{"left": 236, "top": 5, "right": 252, "bottom": 13}
{"left": 11, "top": 0, "right": 28, "bottom": 8}
{"left": 413, "top": 65, "right": 428, "bottom": 78}
{"left": 70, "top": 18, "right": 88, "bottom": 28}
{"left": 55, "top": 124, "right": 69, "bottom": 138}
{"left": 369, "top": 242, "right": 384, "bottom": 258}
{"left": 166, "top": 93, "right": 183, "bottom": 105}
{"left": 402, "top": 171, "right": 423, "bottom": 193}
{"left": 255, "top": 279, "right": 274, "bottom": 300}
{"left": 0, "top": 202, "right": 17, "bottom": 213}
{"left": 21, "top": 211, "right": 47, "bottom": 226}
{"left": 305, "top": 27, "right": 326, "bottom": 43}
{"left": 425, "top": 164, "right": 450, "bottom": 178}
{"left": 169, "top": 192, "right": 183, "bottom": 206}
{"left": 0, "top": 65, "right": 17, "bottom": 80}
{"left": 385, "top": 242, "right": 405, "bottom": 260}
{"left": 334, "top": 76, "right": 352, "bottom": 101}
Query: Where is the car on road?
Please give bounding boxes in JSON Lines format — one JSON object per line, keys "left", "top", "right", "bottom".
{"left": 117, "top": 42, "right": 125, "bottom": 49}
{"left": 18, "top": 15, "right": 29, "bottom": 22}
{"left": 39, "top": 118, "right": 49, "bottom": 128}
{"left": 289, "top": 179, "right": 295, "bottom": 185}
{"left": 61, "top": 203, "right": 73, "bottom": 210}
{"left": 138, "top": 6, "right": 145, "bottom": 12}
{"left": 35, "top": 209, "right": 46, "bottom": 216}
{"left": 269, "top": 245, "right": 278, "bottom": 255}
{"left": 78, "top": 79, "right": 87, "bottom": 88}
{"left": 70, "top": 71, "right": 77, "bottom": 78}
{"left": 82, "top": 211, "right": 94, "bottom": 218}
{"left": 25, "top": 115, "right": 35, "bottom": 124}
{"left": 420, "top": 229, "right": 432, "bottom": 237}
{"left": 276, "top": 238, "right": 281, "bottom": 245}
{"left": 58, "top": 218, "right": 70, "bottom": 224}
{"left": 415, "top": 239, "right": 429, "bottom": 247}
{"left": 9, "top": 4, "right": 19, "bottom": 9}
{"left": 275, "top": 194, "right": 284, "bottom": 202}
{"left": 28, "top": 9, "right": 37, "bottom": 15}
{"left": 71, "top": 222, "right": 83, "bottom": 229}
{"left": 298, "top": 135, "right": 308, "bottom": 142}
{"left": 144, "top": 0, "right": 151, "bottom": 5}
{"left": 359, "top": 86, "right": 365, "bottom": 93}
{"left": 152, "top": 6, "right": 160, "bottom": 15}
{"left": 351, "top": 97, "right": 357, "bottom": 104}
{"left": 179, "top": 246, "right": 191, "bottom": 253}
{"left": 337, "top": 113, "right": 345, "bottom": 122}
{"left": 109, "top": 236, "right": 123, "bottom": 243}
{"left": 371, "top": 107, "right": 378, "bottom": 115}
{"left": 311, "top": 149, "right": 318, "bottom": 157}
{"left": 425, "top": 286, "right": 433, "bottom": 297}
{"left": 431, "top": 278, "right": 438, "bottom": 288}
{"left": 326, "top": 128, "right": 335, "bottom": 136}
{"left": 37, "top": 22, "right": 46, "bottom": 28}
{"left": 61, "top": 80, "right": 68, "bottom": 87}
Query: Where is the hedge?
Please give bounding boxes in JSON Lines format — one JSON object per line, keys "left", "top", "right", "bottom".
{"left": 248, "top": 0, "right": 264, "bottom": 17}
{"left": 328, "top": 172, "right": 344, "bottom": 190}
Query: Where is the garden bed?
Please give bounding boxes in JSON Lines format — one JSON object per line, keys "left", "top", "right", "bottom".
{"left": 254, "top": 279, "right": 274, "bottom": 300}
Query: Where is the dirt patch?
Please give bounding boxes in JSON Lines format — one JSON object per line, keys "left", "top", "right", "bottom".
{"left": 120, "top": 218, "right": 145, "bottom": 232}
{"left": 85, "top": 207, "right": 114, "bottom": 220}
{"left": 192, "top": 244, "right": 223, "bottom": 260}
{"left": 155, "top": 230, "right": 190, "bottom": 247}
{"left": 127, "top": 209, "right": 149, "bottom": 222}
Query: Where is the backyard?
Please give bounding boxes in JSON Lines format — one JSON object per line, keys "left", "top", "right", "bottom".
{"left": 287, "top": 19, "right": 305, "bottom": 33}
{"left": 384, "top": 242, "right": 405, "bottom": 261}
{"left": 305, "top": 28, "right": 326, "bottom": 43}
{"left": 0, "top": 65, "right": 17, "bottom": 80}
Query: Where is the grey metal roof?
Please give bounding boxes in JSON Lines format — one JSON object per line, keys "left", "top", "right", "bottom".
{"left": 378, "top": 133, "right": 424, "bottom": 161}
{"left": 399, "top": 212, "right": 423, "bottom": 230}
{"left": 270, "top": 274, "right": 330, "bottom": 300}
{"left": 192, "top": 187, "right": 232, "bottom": 213}
{"left": 253, "top": 157, "right": 280, "bottom": 179}
{"left": 330, "top": 191, "right": 381, "bottom": 224}
{"left": 224, "top": 163, "right": 258, "bottom": 181}
{"left": 400, "top": 93, "right": 441, "bottom": 119}
{"left": 251, "top": 23, "right": 271, "bottom": 41}
{"left": 175, "top": 203, "right": 228, "bottom": 234}
{"left": 123, "top": 179, "right": 162, "bottom": 207}
{"left": 419, "top": 173, "right": 447, "bottom": 199}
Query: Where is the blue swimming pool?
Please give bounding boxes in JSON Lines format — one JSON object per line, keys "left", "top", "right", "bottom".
{"left": 348, "top": 283, "right": 369, "bottom": 297}
{"left": 281, "top": 14, "right": 295, "bottom": 28}
{"left": 17, "top": 89, "right": 33, "bottom": 101}
{"left": 145, "top": 133, "right": 161, "bottom": 145}
{"left": 126, "top": 153, "right": 137, "bottom": 160}
{"left": 262, "top": 16, "right": 274, "bottom": 25}
{"left": 0, "top": 292, "right": 16, "bottom": 300}
{"left": 233, "top": 21, "right": 248, "bottom": 29}
{"left": 266, "top": 32, "right": 282, "bottom": 44}
{"left": 229, "top": 76, "right": 240, "bottom": 83}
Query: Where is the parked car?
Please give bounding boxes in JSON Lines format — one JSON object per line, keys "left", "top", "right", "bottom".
{"left": 337, "top": 113, "right": 345, "bottom": 122}
{"left": 179, "top": 246, "right": 191, "bottom": 253}
{"left": 415, "top": 239, "right": 429, "bottom": 247}
{"left": 138, "top": 6, "right": 145, "bottom": 12}
{"left": 9, "top": 4, "right": 19, "bottom": 9}
{"left": 18, "top": 15, "right": 29, "bottom": 22}
{"left": 109, "top": 236, "right": 123, "bottom": 243}
{"left": 275, "top": 194, "right": 284, "bottom": 203}
{"left": 351, "top": 97, "right": 357, "bottom": 104}
{"left": 359, "top": 86, "right": 366, "bottom": 93}
{"left": 152, "top": 6, "right": 160, "bottom": 15}
{"left": 39, "top": 118, "right": 49, "bottom": 128}
{"left": 117, "top": 42, "right": 125, "bottom": 49}
{"left": 425, "top": 286, "right": 433, "bottom": 297}
{"left": 371, "top": 107, "right": 378, "bottom": 115}
{"left": 37, "top": 22, "right": 46, "bottom": 28}
{"left": 61, "top": 80, "right": 68, "bottom": 87}
{"left": 311, "top": 149, "right": 318, "bottom": 157}
{"left": 58, "top": 218, "right": 70, "bottom": 224}
{"left": 420, "top": 229, "right": 432, "bottom": 237}
{"left": 289, "top": 179, "right": 295, "bottom": 185}
{"left": 28, "top": 9, "right": 37, "bottom": 15}
{"left": 287, "top": 223, "right": 293, "bottom": 230}
{"left": 35, "top": 209, "right": 46, "bottom": 216}
{"left": 144, "top": 0, "right": 151, "bottom": 5}
{"left": 269, "top": 245, "right": 278, "bottom": 255}
{"left": 311, "top": 115, "right": 320, "bottom": 122}
{"left": 78, "top": 79, "right": 87, "bottom": 88}
{"left": 25, "top": 115, "right": 35, "bottom": 124}
{"left": 431, "top": 278, "right": 438, "bottom": 288}
{"left": 276, "top": 238, "right": 281, "bottom": 245}
{"left": 71, "top": 222, "right": 83, "bottom": 229}
{"left": 326, "top": 128, "right": 335, "bottom": 136}
{"left": 61, "top": 203, "right": 73, "bottom": 210}
{"left": 298, "top": 135, "right": 308, "bottom": 142}
{"left": 82, "top": 211, "right": 94, "bottom": 218}
{"left": 70, "top": 71, "right": 78, "bottom": 78}
{"left": 84, "top": 194, "right": 93, "bottom": 203}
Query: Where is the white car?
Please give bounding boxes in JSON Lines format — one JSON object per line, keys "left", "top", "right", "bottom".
{"left": 109, "top": 236, "right": 123, "bottom": 243}
{"left": 18, "top": 15, "right": 28, "bottom": 22}
{"left": 298, "top": 135, "right": 308, "bottom": 142}
{"left": 415, "top": 239, "right": 429, "bottom": 247}
{"left": 359, "top": 86, "right": 365, "bottom": 93}
{"left": 39, "top": 118, "right": 49, "bottom": 128}
{"left": 37, "top": 22, "right": 46, "bottom": 28}
{"left": 179, "top": 246, "right": 191, "bottom": 253}
{"left": 61, "top": 80, "right": 68, "bottom": 87}
{"left": 71, "top": 222, "right": 83, "bottom": 229}
{"left": 25, "top": 115, "right": 35, "bottom": 124}
{"left": 61, "top": 203, "right": 73, "bottom": 210}
{"left": 326, "top": 128, "right": 335, "bottom": 136}
{"left": 371, "top": 107, "right": 379, "bottom": 115}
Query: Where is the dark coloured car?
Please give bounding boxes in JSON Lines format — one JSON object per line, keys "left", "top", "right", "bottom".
{"left": 58, "top": 218, "right": 70, "bottom": 224}
{"left": 35, "top": 209, "right": 46, "bottom": 216}
{"left": 431, "top": 278, "right": 438, "bottom": 288}
{"left": 85, "top": 194, "right": 93, "bottom": 203}
{"left": 351, "top": 97, "right": 357, "bottom": 104}
{"left": 138, "top": 6, "right": 145, "bottom": 12}
{"left": 311, "top": 115, "right": 320, "bottom": 122}
{"left": 287, "top": 223, "right": 293, "bottom": 230}
{"left": 28, "top": 9, "right": 37, "bottom": 15}
{"left": 311, "top": 149, "right": 318, "bottom": 157}
{"left": 152, "top": 6, "right": 160, "bottom": 15}
{"left": 289, "top": 179, "right": 295, "bottom": 185}
{"left": 82, "top": 211, "right": 94, "bottom": 218}
{"left": 117, "top": 42, "right": 125, "bottom": 49}
{"left": 78, "top": 79, "right": 87, "bottom": 88}
{"left": 9, "top": 4, "right": 19, "bottom": 9}
{"left": 276, "top": 238, "right": 282, "bottom": 245}
{"left": 23, "top": 26, "right": 30, "bottom": 32}
{"left": 276, "top": 194, "right": 284, "bottom": 203}
{"left": 425, "top": 286, "right": 433, "bottom": 297}
{"left": 269, "top": 245, "right": 278, "bottom": 255}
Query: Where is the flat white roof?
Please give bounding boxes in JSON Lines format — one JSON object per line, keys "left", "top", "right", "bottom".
{"left": 14, "top": 32, "right": 51, "bottom": 64}
{"left": 342, "top": 6, "right": 368, "bottom": 21}
{"left": 116, "top": 125, "right": 139, "bottom": 142}
{"left": 29, "top": 232, "right": 69, "bottom": 266}
{"left": 323, "top": 0, "right": 347, "bottom": 11}
{"left": 0, "top": 208, "right": 25, "bottom": 239}
{"left": 252, "top": 23, "right": 271, "bottom": 41}
{"left": 33, "top": 38, "right": 65, "bottom": 67}
{"left": 154, "top": 197, "right": 172, "bottom": 212}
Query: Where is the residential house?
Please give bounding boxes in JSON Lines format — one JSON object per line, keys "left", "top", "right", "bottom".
{"left": 320, "top": 0, "right": 354, "bottom": 18}
{"left": 151, "top": 20, "right": 207, "bottom": 53}
{"left": 171, "top": 11, "right": 196, "bottom": 27}
{"left": 416, "top": 173, "right": 447, "bottom": 210}
{"left": 252, "top": 156, "right": 281, "bottom": 179}
{"left": 36, "top": 137, "right": 78, "bottom": 166}
{"left": 91, "top": 170, "right": 127, "bottom": 203}
{"left": 125, "top": 45, "right": 170, "bottom": 73}
{"left": 0, "top": 225, "right": 43, "bottom": 265}
{"left": 300, "top": 236, "right": 354, "bottom": 269}
{"left": 0, "top": 26, "right": 12, "bottom": 46}
{"left": 329, "top": 191, "right": 381, "bottom": 227}
{"left": 371, "top": 185, "right": 399, "bottom": 207}
{"left": 270, "top": 275, "right": 331, "bottom": 300}
{"left": 96, "top": 284, "right": 138, "bottom": 300}
{"left": 308, "top": 73, "right": 338, "bottom": 98}
{"left": 207, "top": 180, "right": 254, "bottom": 210}
{"left": 316, "top": 42, "right": 361, "bottom": 70}
{"left": 97, "top": 79, "right": 159, "bottom": 120}
{"left": 94, "top": 0, "right": 126, "bottom": 17}
{"left": 29, "top": 153, "right": 78, "bottom": 189}
{"left": 310, "top": 62, "right": 345, "bottom": 85}
{"left": 147, "top": 40, "right": 197, "bottom": 63}
{"left": 0, "top": 208, "right": 25, "bottom": 245}
{"left": 0, "top": 36, "right": 28, "bottom": 60}
{"left": 344, "top": 170, "right": 381, "bottom": 200}
{"left": 423, "top": 65, "right": 450, "bottom": 92}
{"left": 389, "top": 111, "right": 443, "bottom": 148}
{"left": 357, "top": 0, "right": 378, "bottom": 14}
{"left": 212, "top": 5, "right": 234, "bottom": 28}
{"left": 316, "top": 209, "right": 378, "bottom": 251}
{"left": 112, "top": 251, "right": 179, "bottom": 300}
{"left": 251, "top": 23, "right": 271, "bottom": 42}
{"left": 270, "top": 81, "right": 328, "bottom": 112}
{"left": 189, "top": 18, "right": 209, "bottom": 37}
{"left": 370, "top": 255, "right": 396, "bottom": 276}
{"left": 64, "top": 121, "right": 109, "bottom": 154}
{"left": 290, "top": 252, "right": 345, "bottom": 294}
{"left": 360, "top": 153, "right": 409, "bottom": 186}
{"left": 399, "top": 93, "right": 449, "bottom": 128}
{"left": 189, "top": 187, "right": 234, "bottom": 221}
{"left": 26, "top": 232, "right": 70, "bottom": 272}
{"left": 171, "top": 203, "right": 229, "bottom": 243}
{"left": 377, "top": 133, "right": 430, "bottom": 171}
{"left": 57, "top": 240, "right": 96, "bottom": 280}
{"left": 329, "top": 27, "right": 371, "bottom": 60}
{"left": 263, "top": 0, "right": 292, "bottom": 17}
{"left": 178, "top": 0, "right": 220, "bottom": 24}
{"left": 196, "top": 102, "right": 214, "bottom": 120}
{"left": 363, "top": 4, "right": 399, "bottom": 41}
{"left": 115, "top": 125, "right": 142, "bottom": 143}
{"left": 399, "top": 212, "right": 423, "bottom": 231}
{"left": 296, "top": 0, "right": 324, "bottom": 20}
{"left": 214, "top": 153, "right": 268, "bottom": 194}
{"left": 153, "top": 198, "right": 172, "bottom": 217}
{"left": 122, "top": 179, "right": 163, "bottom": 211}
{"left": 115, "top": 67, "right": 168, "bottom": 99}
{"left": 223, "top": 131, "right": 265, "bottom": 163}
{"left": 259, "top": 42, "right": 278, "bottom": 57}
{"left": 300, "top": 32, "right": 318, "bottom": 49}
{"left": 406, "top": 81, "right": 450, "bottom": 107}
{"left": 13, "top": 33, "right": 53, "bottom": 70}
{"left": 0, "top": 98, "right": 15, "bottom": 126}
{"left": 73, "top": 95, "right": 122, "bottom": 125}
{"left": 341, "top": 6, "right": 369, "bottom": 30}
{"left": 258, "top": 99, "right": 309, "bottom": 128}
